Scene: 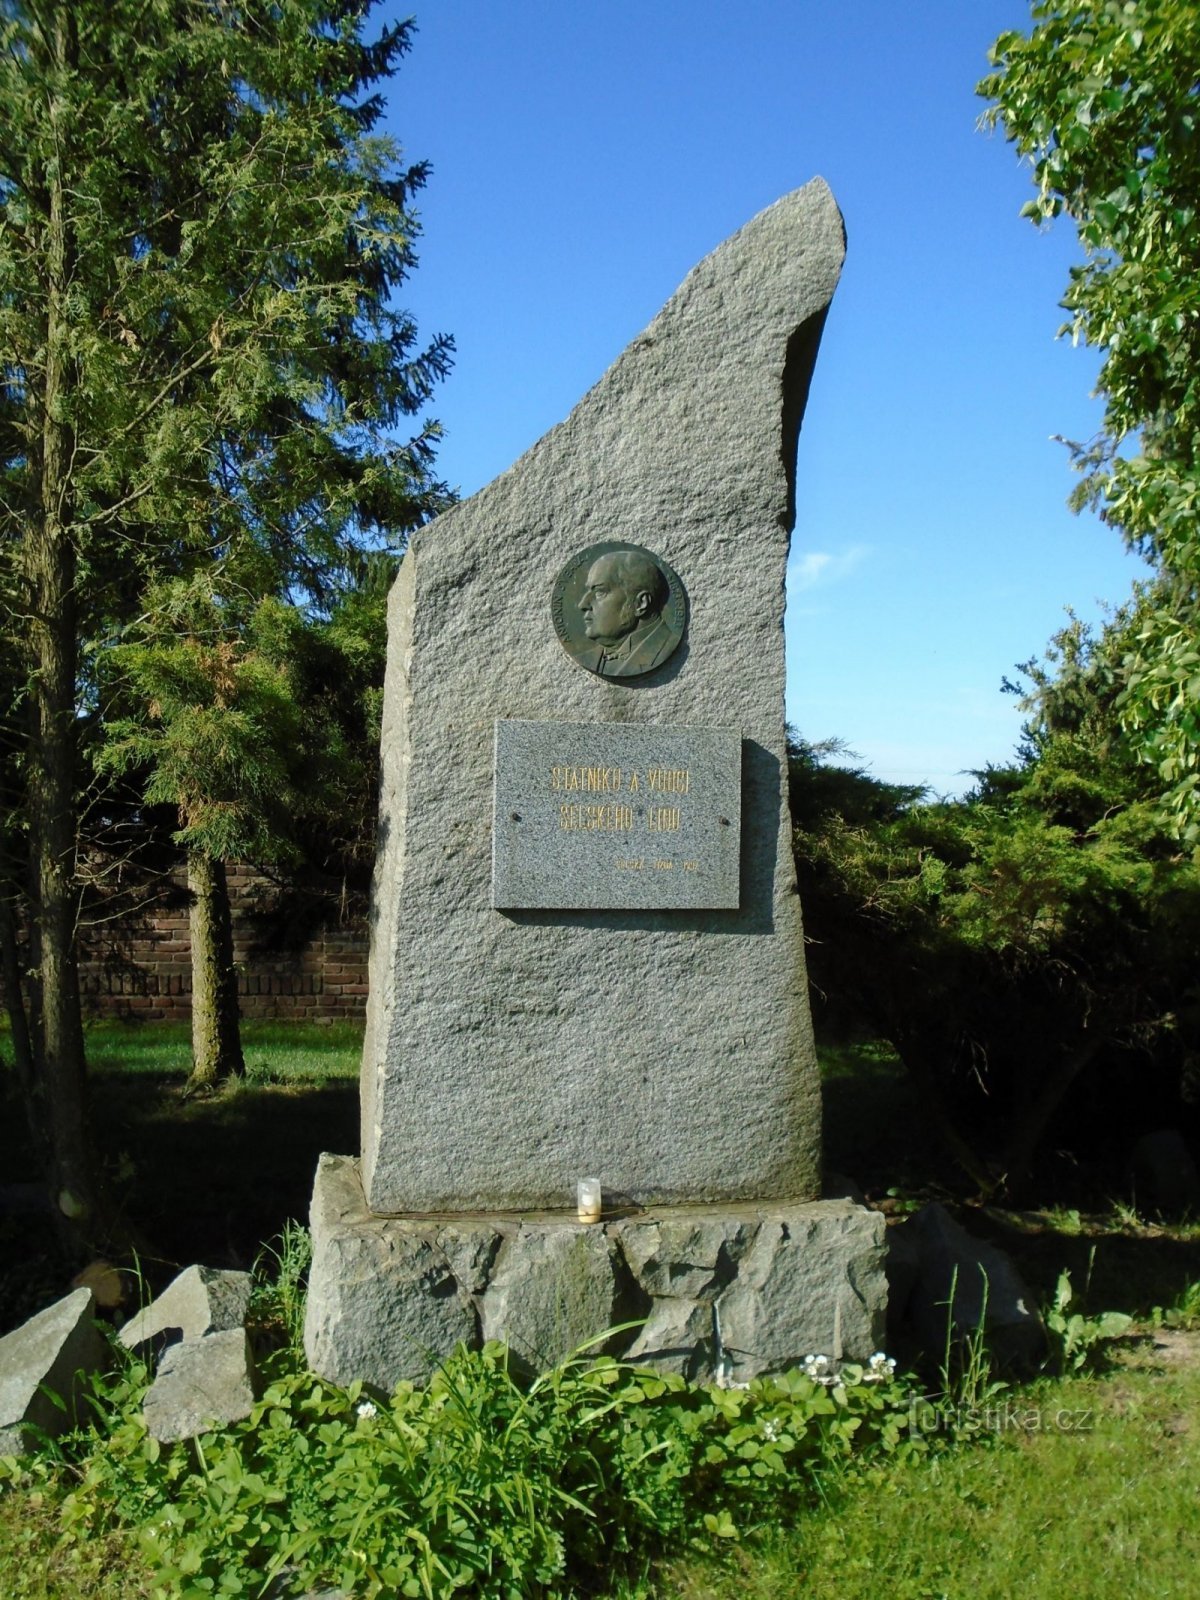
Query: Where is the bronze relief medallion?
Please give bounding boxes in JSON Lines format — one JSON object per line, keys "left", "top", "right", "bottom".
{"left": 550, "top": 541, "right": 687, "bottom": 679}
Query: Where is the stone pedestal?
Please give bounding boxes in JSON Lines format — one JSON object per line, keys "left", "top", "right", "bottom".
{"left": 304, "top": 1155, "right": 886, "bottom": 1388}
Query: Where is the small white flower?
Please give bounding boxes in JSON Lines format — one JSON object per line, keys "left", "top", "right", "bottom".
{"left": 762, "top": 1419, "right": 780, "bottom": 1441}
{"left": 356, "top": 1400, "right": 378, "bottom": 1420}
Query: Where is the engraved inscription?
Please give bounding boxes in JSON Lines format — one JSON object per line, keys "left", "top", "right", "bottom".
{"left": 493, "top": 719, "right": 740, "bottom": 911}
{"left": 559, "top": 803, "right": 634, "bottom": 831}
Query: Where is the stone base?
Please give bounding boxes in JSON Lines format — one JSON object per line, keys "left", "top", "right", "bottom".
{"left": 303, "top": 1155, "right": 887, "bottom": 1389}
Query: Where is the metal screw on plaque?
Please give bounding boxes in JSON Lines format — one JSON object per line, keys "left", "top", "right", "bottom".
{"left": 550, "top": 540, "right": 687, "bottom": 679}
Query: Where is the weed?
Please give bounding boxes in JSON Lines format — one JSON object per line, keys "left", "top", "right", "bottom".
{"left": 249, "top": 1221, "right": 313, "bottom": 1350}
{"left": 1150, "top": 1278, "right": 1200, "bottom": 1332}
{"left": 936, "top": 1266, "right": 1009, "bottom": 1425}
{"left": 1043, "top": 1251, "right": 1133, "bottom": 1373}
{"left": 1, "top": 1322, "right": 929, "bottom": 1599}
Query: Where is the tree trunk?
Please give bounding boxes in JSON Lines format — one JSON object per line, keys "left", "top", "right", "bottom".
{"left": 890, "top": 1025, "right": 1000, "bottom": 1198}
{"left": 187, "top": 849, "right": 245, "bottom": 1090}
{"left": 1001, "top": 1032, "right": 1108, "bottom": 1201}
{"left": 21, "top": 8, "right": 110, "bottom": 1248}
{"left": 0, "top": 875, "right": 45, "bottom": 1170}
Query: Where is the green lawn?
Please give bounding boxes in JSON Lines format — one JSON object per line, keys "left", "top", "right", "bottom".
{"left": 81, "top": 1017, "right": 362, "bottom": 1082}
{"left": 0, "top": 1020, "right": 363, "bottom": 1327}
{"left": 2, "top": 1026, "right": 1199, "bottom": 1596}
{"left": 659, "top": 1341, "right": 1200, "bottom": 1600}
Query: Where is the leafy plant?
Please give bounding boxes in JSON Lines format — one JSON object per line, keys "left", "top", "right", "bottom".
{"left": 2, "top": 1327, "right": 931, "bottom": 1600}
{"left": 1149, "top": 1279, "right": 1200, "bottom": 1332}
{"left": 1044, "top": 1265, "right": 1133, "bottom": 1372}
{"left": 980, "top": 2, "right": 1200, "bottom": 840}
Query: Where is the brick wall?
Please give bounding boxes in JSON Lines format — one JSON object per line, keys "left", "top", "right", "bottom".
{"left": 76, "top": 862, "right": 369, "bottom": 1024}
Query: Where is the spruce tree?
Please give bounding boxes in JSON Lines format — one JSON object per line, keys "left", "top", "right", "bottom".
{"left": 0, "top": 1, "right": 450, "bottom": 1241}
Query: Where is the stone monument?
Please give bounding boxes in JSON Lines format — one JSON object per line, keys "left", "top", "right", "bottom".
{"left": 305, "top": 179, "right": 887, "bottom": 1387}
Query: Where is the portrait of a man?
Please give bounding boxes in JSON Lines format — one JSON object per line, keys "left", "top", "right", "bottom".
{"left": 574, "top": 548, "right": 679, "bottom": 678}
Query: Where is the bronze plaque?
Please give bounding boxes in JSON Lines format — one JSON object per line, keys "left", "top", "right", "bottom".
{"left": 551, "top": 541, "right": 687, "bottom": 678}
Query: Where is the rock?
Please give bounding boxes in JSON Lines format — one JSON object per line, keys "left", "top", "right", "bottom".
{"left": 120, "top": 1263, "right": 253, "bottom": 1358}
{"left": 1131, "top": 1129, "right": 1200, "bottom": 1216}
{"left": 305, "top": 1156, "right": 889, "bottom": 1389}
{"left": 361, "top": 181, "right": 845, "bottom": 1215}
{"left": 883, "top": 1217, "right": 920, "bottom": 1337}
{"left": 479, "top": 1223, "right": 621, "bottom": 1372}
{"left": 615, "top": 1203, "right": 887, "bottom": 1381}
{"left": 615, "top": 1212, "right": 758, "bottom": 1301}
{"left": 714, "top": 1205, "right": 888, "bottom": 1379}
{"left": 143, "top": 1329, "right": 255, "bottom": 1442}
{"left": 895, "top": 1203, "right": 1043, "bottom": 1369}
{"left": 303, "top": 1155, "right": 480, "bottom": 1389}
{"left": 0, "top": 1287, "right": 105, "bottom": 1455}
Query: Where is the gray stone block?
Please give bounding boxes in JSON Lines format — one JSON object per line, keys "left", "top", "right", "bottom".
{"left": 361, "top": 180, "right": 844, "bottom": 1214}
{"left": 617, "top": 1203, "right": 886, "bottom": 1380}
{"left": 120, "top": 1263, "right": 252, "bottom": 1357}
{"left": 304, "top": 1156, "right": 888, "bottom": 1390}
{"left": 143, "top": 1329, "right": 255, "bottom": 1442}
{"left": 614, "top": 1211, "right": 758, "bottom": 1301}
{"left": 0, "top": 1287, "right": 104, "bottom": 1455}
{"left": 714, "top": 1207, "right": 887, "bottom": 1376}
{"left": 479, "top": 1223, "right": 621, "bottom": 1371}
{"left": 303, "top": 1154, "right": 480, "bottom": 1389}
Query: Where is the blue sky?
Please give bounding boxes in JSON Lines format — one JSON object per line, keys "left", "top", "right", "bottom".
{"left": 383, "top": 1, "right": 1149, "bottom": 795}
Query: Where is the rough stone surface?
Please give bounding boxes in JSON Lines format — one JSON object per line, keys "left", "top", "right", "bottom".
{"left": 615, "top": 1205, "right": 886, "bottom": 1379}
{"left": 143, "top": 1329, "right": 255, "bottom": 1442}
{"left": 480, "top": 1224, "right": 622, "bottom": 1371}
{"left": 715, "top": 1209, "right": 887, "bottom": 1374}
{"left": 0, "top": 1288, "right": 104, "bottom": 1455}
{"left": 305, "top": 1156, "right": 886, "bottom": 1389}
{"left": 120, "top": 1264, "right": 253, "bottom": 1357}
{"left": 492, "top": 719, "right": 742, "bottom": 910}
{"left": 303, "top": 1154, "right": 481, "bottom": 1389}
{"left": 895, "top": 1203, "right": 1044, "bottom": 1369}
{"left": 361, "top": 180, "right": 844, "bottom": 1214}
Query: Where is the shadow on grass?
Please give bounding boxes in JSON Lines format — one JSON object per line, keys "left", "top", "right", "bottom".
{"left": 95, "top": 1077, "right": 359, "bottom": 1277}
{"left": 0, "top": 1063, "right": 357, "bottom": 1328}
{"left": 969, "top": 1209, "right": 1200, "bottom": 1320}
{"left": 820, "top": 1035, "right": 955, "bottom": 1198}
{"left": 819, "top": 1033, "right": 1200, "bottom": 1322}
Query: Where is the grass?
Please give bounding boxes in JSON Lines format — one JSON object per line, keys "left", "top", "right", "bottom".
{"left": 81, "top": 1018, "right": 362, "bottom": 1083}
{"left": 657, "top": 1344, "right": 1200, "bottom": 1600}
{"left": 0, "top": 1019, "right": 363, "bottom": 1330}
{"left": 3, "top": 1025, "right": 1199, "bottom": 1595}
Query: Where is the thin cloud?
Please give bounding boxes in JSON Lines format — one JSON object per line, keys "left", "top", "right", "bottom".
{"left": 788, "top": 544, "right": 869, "bottom": 592}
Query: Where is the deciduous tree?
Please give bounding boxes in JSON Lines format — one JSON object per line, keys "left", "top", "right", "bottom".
{"left": 980, "top": 0, "right": 1200, "bottom": 839}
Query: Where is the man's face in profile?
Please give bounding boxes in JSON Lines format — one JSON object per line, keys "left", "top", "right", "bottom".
{"left": 578, "top": 554, "right": 642, "bottom": 644}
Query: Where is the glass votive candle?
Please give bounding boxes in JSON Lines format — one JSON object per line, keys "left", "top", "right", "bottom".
{"left": 576, "top": 1177, "right": 602, "bottom": 1224}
